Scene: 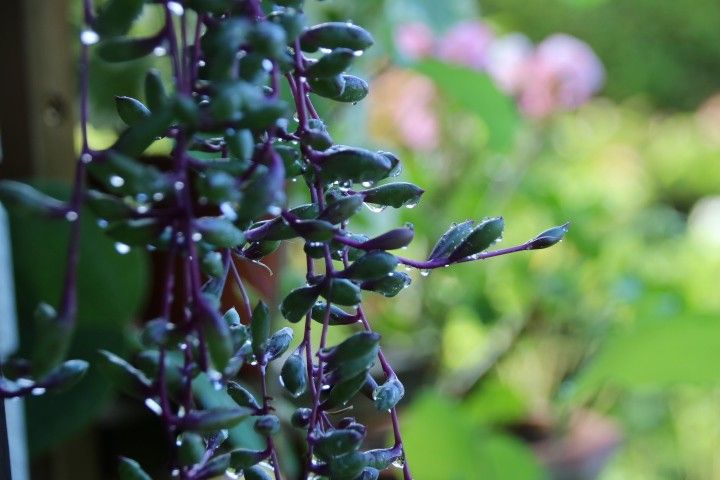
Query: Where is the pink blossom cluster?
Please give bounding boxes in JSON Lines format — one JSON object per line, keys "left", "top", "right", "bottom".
{"left": 395, "top": 21, "right": 605, "bottom": 119}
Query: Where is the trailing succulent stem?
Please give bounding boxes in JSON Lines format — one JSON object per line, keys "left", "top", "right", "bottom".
{"left": 0, "top": 1, "right": 568, "bottom": 479}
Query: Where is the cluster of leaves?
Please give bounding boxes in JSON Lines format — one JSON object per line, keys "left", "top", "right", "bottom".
{"left": 0, "top": 0, "right": 568, "bottom": 478}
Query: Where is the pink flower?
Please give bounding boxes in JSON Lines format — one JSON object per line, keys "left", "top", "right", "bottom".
{"left": 436, "top": 21, "right": 495, "bottom": 70}
{"left": 395, "top": 22, "right": 435, "bottom": 59}
{"left": 369, "top": 70, "right": 439, "bottom": 151}
{"left": 486, "top": 33, "right": 534, "bottom": 94}
{"left": 518, "top": 34, "right": 605, "bottom": 118}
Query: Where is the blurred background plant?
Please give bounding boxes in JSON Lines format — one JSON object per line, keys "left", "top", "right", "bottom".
{"left": 3, "top": 0, "right": 720, "bottom": 479}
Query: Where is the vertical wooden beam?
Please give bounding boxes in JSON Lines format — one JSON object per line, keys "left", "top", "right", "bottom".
{"left": 0, "top": 0, "right": 75, "bottom": 181}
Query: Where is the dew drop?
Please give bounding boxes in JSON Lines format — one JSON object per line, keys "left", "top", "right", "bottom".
{"left": 80, "top": 29, "right": 99, "bottom": 45}
{"left": 153, "top": 46, "right": 168, "bottom": 57}
{"left": 361, "top": 181, "right": 373, "bottom": 188}
{"left": 392, "top": 455, "right": 406, "bottom": 468}
{"left": 114, "top": 242, "right": 131, "bottom": 255}
{"left": 261, "top": 59, "right": 273, "bottom": 71}
{"left": 110, "top": 175, "right": 125, "bottom": 187}
{"left": 167, "top": 1, "right": 184, "bottom": 15}
{"left": 404, "top": 201, "right": 418, "bottom": 209}
{"left": 353, "top": 50, "right": 364, "bottom": 57}
{"left": 80, "top": 152, "right": 93, "bottom": 164}
{"left": 145, "top": 398, "right": 163, "bottom": 415}
{"left": 420, "top": 269, "right": 430, "bottom": 277}
{"left": 365, "top": 203, "right": 386, "bottom": 213}
{"left": 97, "top": 219, "right": 109, "bottom": 228}
{"left": 152, "top": 192, "right": 165, "bottom": 201}
{"left": 65, "top": 210, "right": 78, "bottom": 222}
{"left": 191, "top": 232, "right": 202, "bottom": 242}
{"left": 31, "top": 387, "right": 46, "bottom": 396}
{"left": 136, "top": 204, "right": 150, "bottom": 214}
{"left": 220, "top": 202, "right": 238, "bottom": 220}
{"left": 267, "top": 206, "right": 282, "bottom": 216}
{"left": 319, "top": 47, "right": 332, "bottom": 54}
{"left": 174, "top": 180, "right": 185, "bottom": 191}
{"left": 198, "top": 60, "right": 206, "bottom": 67}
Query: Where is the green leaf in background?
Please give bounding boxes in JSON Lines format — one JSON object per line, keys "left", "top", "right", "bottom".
{"left": 386, "top": 0, "right": 478, "bottom": 33}
{"left": 192, "top": 373, "right": 265, "bottom": 450}
{"left": 6, "top": 183, "right": 148, "bottom": 455}
{"left": 414, "top": 60, "right": 519, "bottom": 152}
{"left": 575, "top": 316, "right": 720, "bottom": 395}
{"left": 402, "top": 391, "right": 543, "bottom": 479}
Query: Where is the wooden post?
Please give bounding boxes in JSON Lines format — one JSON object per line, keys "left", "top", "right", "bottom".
{"left": 0, "top": 0, "right": 76, "bottom": 181}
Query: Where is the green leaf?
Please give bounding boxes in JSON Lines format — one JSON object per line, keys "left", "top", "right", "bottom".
{"left": 311, "top": 302, "right": 358, "bottom": 326}
{"left": 253, "top": 414, "right": 281, "bottom": 436}
{"left": 314, "top": 429, "right": 364, "bottom": 460}
{"left": 300, "top": 22, "right": 374, "bottom": 52}
{"left": 227, "top": 382, "right": 261, "bottom": 410}
{"left": 118, "top": 457, "right": 152, "bottom": 480}
{"left": 0, "top": 180, "right": 65, "bottom": 216}
{"left": 97, "top": 350, "right": 151, "bottom": 398}
{"left": 243, "top": 466, "right": 273, "bottom": 480}
{"left": 40, "top": 359, "right": 90, "bottom": 392}
{"left": 403, "top": 391, "right": 543, "bottom": 479}
{"left": 527, "top": 222, "right": 570, "bottom": 250}
{"left": 229, "top": 448, "right": 268, "bottom": 470}
{"left": 106, "top": 218, "right": 164, "bottom": 246}
{"left": 360, "top": 271, "right": 411, "bottom": 297}
{"left": 93, "top": 0, "right": 145, "bottom": 37}
{"left": 250, "top": 301, "right": 271, "bottom": 358}
{"left": 85, "top": 190, "right": 133, "bottom": 220}
{"left": 360, "top": 227, "right": 414, "bottom": 251}
{"left": 265, "top": 327, "right": 294, "bottom": 361}
{"left": 306, "top": 48, "right": 356, "bottom": 78}
{"left": 327, "top": 451, "right": 369, "bottom": 479}
{"left": 318, "top": 146, "right": 393, "bottom": 185}
{"left": 428, "top": 220, "right": 475, "bottom": 261}
{"left": 576, "top": 316, "right": 720, "bottom": 394}
{"left": 365, "top": 448, "right": 401, "bottom": 470}
{"left": 280, "top": 353, "right": 307, "bottom": 397}
{"left": 322, "top": 371, "right": 369, "bottom": 409}
{"left": 362, "top": 182, "right": 424, "bottom": 209}
{"left": 333, "top": 75, "right": 369, "bottom": 103}
{"left": 144, "top": 69, "right": 167, "bottom": 111}
{"left": 280, "top": 285, "right": 320, "bottom": 323}
{"left": 319, "top": 193, "right": 364, "bottom": 224}
{"left": 111, "top": 106, "right": 174, "bottom": 157}
{"left": 448, "top": 217, "right": 504, "bottom": 261}
{"left": 182, "top": 408, "right": 253, "bottom": 432}
{"left": 203, "top": 308, "right": 234, "bottom": 371}
{"left": 324, "top": 278, "right": 362, "bottom": 306}
{"left": 97, "top": 35, "right": 162, "bottom": 63}
{"left": 342, "top": 251, "right": 399, "bottom": 281}
{"left": 115, "top": 96, "right": 151, "bottom": 125}
{"left": 308, "top": 75, "right": 346, "bottom": 99}
{"left": 30, "top": 303, "right": 72, "bottom": 377}
{"left": 415, "top": 60, "right": 518, "bottom": 152}
{"left": 196, "top": 217, "right": 246, "bottom": 248}
{"left": 192, "top": 373, "right": 264, "bottom": 450}
{"left": 324, "top": 332, "right": 380, "bottom": 381}
{"left": 373, "top": 378, "right": 405, "bottom": 411}
{"left": 178, "top": 433, "right": 206, "bottom": 466}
